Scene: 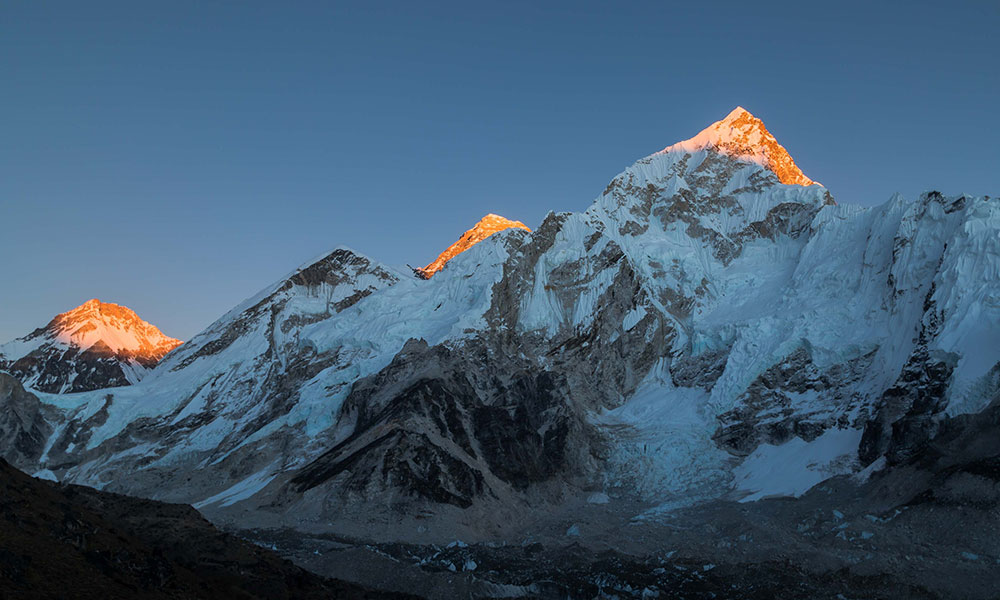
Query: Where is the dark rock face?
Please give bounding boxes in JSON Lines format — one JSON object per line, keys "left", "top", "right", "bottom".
{"left": 670, "top": 347, "right": 730, "bottom": 392}
{"left": 901, "top": 392, "right": 1000, "bottom": 509}
{"left": 0, "top": 374, "right": 53, "bottom": 470}
{"left": 484, "top": 213, "right": 673, "bottom": 415}
{"left": 289, "top": 339, "right": 590, "bottom": 509}
{"left": 859, "top": 349, "right": 960, "bottom": 467}
{"left": 472, "top": 371, "right": 571, "bottom": 490}
{"left": 289, "top": 248, "right": 395, "bottom": 289}
{"left": 0, "top": 458, "right": 416, "bottom": 599}
{"left": 2, "top": 341, "right": 144, "bottom": 393}
{"left": 714, "top": 347, "right": 873, "bottom": 455}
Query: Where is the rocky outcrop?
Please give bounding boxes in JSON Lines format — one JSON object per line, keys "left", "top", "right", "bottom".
{"left": 0, "top": 374, "right": 53, "bottom": 471}
{"left": 287, "top": 338, "right": 592, "bottom": 510}
{"left": 860, "top": 348, "right": 961, "bottom": 466}
{"left": 714, "top": 347, "right": 874, "bottom": 455}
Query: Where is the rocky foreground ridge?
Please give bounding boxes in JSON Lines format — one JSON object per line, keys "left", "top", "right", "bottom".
{"left": 0, "top": 449, "right": 415, "bottom": 599}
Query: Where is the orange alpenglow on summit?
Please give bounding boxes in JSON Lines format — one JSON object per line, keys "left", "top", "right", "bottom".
{"left": 47, "top": 298, "right": 183, "bottom": 360}
{"left": 662, "top": 106, "right": 818, "bottom": 187}
{"left": 417, "top": 214, "right": 531, "bottom": 278}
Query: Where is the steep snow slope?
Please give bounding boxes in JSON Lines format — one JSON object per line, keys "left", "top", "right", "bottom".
{"left": 14, "top": 108, "right": 1000, "bottom": 533}
{"left": 0, "top": 299, "right": 182, "bottom": 393}
{"left": 30, "top": 240, "right": 526, "bottom": 503}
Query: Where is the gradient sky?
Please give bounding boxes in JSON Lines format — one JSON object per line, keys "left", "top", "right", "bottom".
{"left": 1, "top": 1, "right": 997, "bottom": 342}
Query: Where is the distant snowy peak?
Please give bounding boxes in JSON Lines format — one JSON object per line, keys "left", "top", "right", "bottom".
{"left": 158, "top": 246, "right": 402, "bottom": 375}
{"left": 417, "top": 213, "right": 531, "bottom": 278}
{"left": 45, "top": 299, "right": 182, "bottom": 358}
{"left": 662, "top": 106, "right": 818, "bottom": 187}
{"left": 0, "top": 299, "right": 182, "bottom": 393}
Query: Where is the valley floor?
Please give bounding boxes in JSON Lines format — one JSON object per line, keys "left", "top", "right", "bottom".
{"left": 237, "top": 481, "right": 999, "bottom": 600}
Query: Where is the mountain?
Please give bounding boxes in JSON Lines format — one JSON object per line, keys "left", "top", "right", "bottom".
{"left": 0, "top": 299, "right": 182, "bottom": 393}
{"left": 0, "top": 452, "right": 416, "bottom": 599}
{"left": 3, "top": 108, "right": 998, "bottom": 597}
{"left": 664, "top": 106, "right": 817, "bottom": 186}
{"left": 416, "top": 213, "right": 531, "bottom": 278}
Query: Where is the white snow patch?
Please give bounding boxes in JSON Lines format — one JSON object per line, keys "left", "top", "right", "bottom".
{"left": 587, "top": 492, "right": 610, "bottom": 504}
{"left": 853, "top": 456, "right": 886, "bottom": 483}
{"left": 193, "top": 467, "right": 278, "bottom": 508}
{"left": 32, "top": 469, "right": 58, "bottom": 482}
{"left": 733, "top": 428, "right": 862, "bottom": 502}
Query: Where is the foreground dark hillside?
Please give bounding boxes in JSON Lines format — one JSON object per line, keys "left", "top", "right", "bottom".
{"left": 0, "top": 458, "right": 417, "bottom": 600}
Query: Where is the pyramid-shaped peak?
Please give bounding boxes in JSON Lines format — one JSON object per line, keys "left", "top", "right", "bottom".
{"left": 722, "top": 106, "right": 754, "bottom": 121}
{"left": 716, "top": 106, "right": 776, "bottom": 139}
{"left": 62, "top": 299, "right": 143, "bottom": 322}
{"left": 47, "top": 299, "right": 182, "bottom": 356}
{"left": 662, "top": 107, "right": 818, "bottom": 187}
{"left": 79, "top": 298, "right": 104, "bottom": 309}
{"left": 417, "top": 214, "right": 531, "bottom": 279}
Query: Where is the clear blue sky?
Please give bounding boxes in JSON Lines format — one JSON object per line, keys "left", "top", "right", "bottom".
{"left": 1, "top": 1, "right": 997, "bottom": 341}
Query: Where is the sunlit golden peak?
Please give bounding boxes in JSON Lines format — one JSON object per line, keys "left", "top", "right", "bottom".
{"left": 725, "top": 106, "right": 753, "bottom": 120}
{"left": 417, "top": 214, "right": 531, "bottom": 278}
{"left": 662, "top": 107, "right": 818, "bottom": 187}
{"left": 48, "top": 299, "right": 183, "bottom": 358}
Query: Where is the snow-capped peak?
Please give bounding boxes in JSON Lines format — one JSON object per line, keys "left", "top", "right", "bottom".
{"left": 45, "top": 298, "right": 182, "bottom": 357}
{"left": 662, "top": 107, "right": 818, "bottom": 187}
{"left": 0, "top": 299, "right": 183, "bottom": 393}
{"left": 417, "top": 214, "right": 531, "bottom": 278}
